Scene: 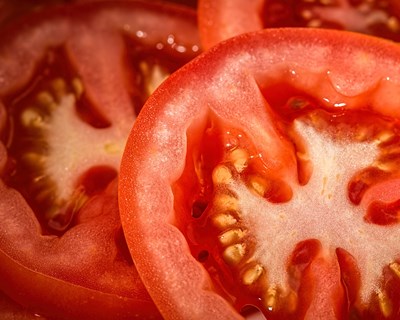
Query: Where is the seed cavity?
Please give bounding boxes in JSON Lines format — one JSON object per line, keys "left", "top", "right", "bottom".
{"left": 192, "top": 200, "right": 208, "bottom": 219}
{"left": 197, "top": 250, "right": 209, "bottom": 262}
{"left": 223, "top": 243, "right": 246, "bottom": 265}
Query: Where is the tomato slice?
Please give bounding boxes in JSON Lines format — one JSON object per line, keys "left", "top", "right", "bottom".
{"left": 0, "top": 1, "right": 200, "bottom": 318}
{"left": 120, "top": 29, "right": 400, "bottom": 319}
{"left": 198, "top": 0, "right": 400, "bottom": 48}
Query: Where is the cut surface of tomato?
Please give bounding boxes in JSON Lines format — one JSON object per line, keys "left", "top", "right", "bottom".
{"left": 120, "top": 29, "right": 400, "bottom": 319}
{"left": 0, "top": 1, "right": 200, "bottom": 318}
{"left": 198, "top": 0, "right": 400, "bottom": 48}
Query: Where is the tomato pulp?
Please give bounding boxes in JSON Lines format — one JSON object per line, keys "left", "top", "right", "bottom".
{"left": 0, "top": 1, "right": 200, "bottom": 318}
{"left": 120, "top": 28, "right": 400, "bottom": 319}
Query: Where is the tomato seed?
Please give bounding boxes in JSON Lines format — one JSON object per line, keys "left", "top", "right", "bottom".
{"left": 248, "top": 175, "right": 269, "bottom": 197}
{"left": 21, "top": 152, "right": 47, "bottom": 168}
{"left": 377, "top": 289, "right": 393, "bottom": 318}
{"left": 242, "top": 264, "right": 264, "bottom": 286}
{"left": 71, "top": 77, "right": 84, "bottom": 98}
{"left": 50, "top": 78, "right": 67, "bottom": 100}
{"left": 214, "top": 193, "right": 239, "bottom": 212}
{"left": 263, "top": 285, "right": 279, "bottom": 312}
{"left": 21, "top": 109, "right": 45, "bottom": 128}
{"left": 223, "top": 243, "right": 246, "bottom": 265}
{"left": 387, "top": 16, "right": 400, "bottom": 33}
{"left": 36, "top": 91, "right": 56, "bottom": 108}
{"left": 229, "top": 148, "right": 249, "bottom": 173}
{"left": 212, "top": 165, "right": 233, "bottom": 185}
{"left": 389, "top": 262, "right": 400, "bottom": 278}
{"left": 211, "top": 212, "right": 238, "bottom": 229}
{"left": 139, "top": 61, "right": 170, "bottom": 97}
{"left": 218, "top": 228, "right": 246, "bottom": 246}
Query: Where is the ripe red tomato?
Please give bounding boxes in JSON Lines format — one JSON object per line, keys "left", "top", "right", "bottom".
{"left": 198, "top": 0, "right": 400, "bottom": 48}
{"left": 0, "top": 1, "right": 200, "bottom": 318}
{"left": 120, "top": 28, "right": 400, "bottom": 319}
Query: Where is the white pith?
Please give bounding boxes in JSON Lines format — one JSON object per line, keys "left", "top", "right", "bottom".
{"left": 233, "top": 119, "right": 400, "bottom": 303}
{"left": 45, "top": 94, "right": 131, "bottom": 201}
{"left": 40, "top": 63, "right": 169, "bottom": 206}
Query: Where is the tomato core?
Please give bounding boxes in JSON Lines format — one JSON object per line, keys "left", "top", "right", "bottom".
{"left": 3, "top": 42, "right": 190, "bottom": 233}
{"left": 173, "top": 84, "right": 400, "bottom": 318}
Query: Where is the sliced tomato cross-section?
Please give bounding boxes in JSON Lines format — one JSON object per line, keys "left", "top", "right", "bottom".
{"left": 120, "top": 28, "right": 400, "bottom": 319}
{"left": 198, "top": 0, "right": 400, "bottom": 48}
{"left": 0, "top": 1, "right": 200, "bottom": 318}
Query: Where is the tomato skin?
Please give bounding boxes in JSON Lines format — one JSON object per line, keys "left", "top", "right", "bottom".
{"left": 120, "top": 29, "right": 400, "bottom": 319}
{"left": 0, "top": 0, "right": 200, "bottom": 318}
{"left": 0, "top": 177, "right": 161, "bottom": 320}
{"left": 0, "top": 245, "right": 157, "bottom": 320}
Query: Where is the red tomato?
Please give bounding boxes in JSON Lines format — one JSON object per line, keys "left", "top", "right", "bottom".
{"left": 198, "top": 0, "right": 400, "bottom": 48}
{"left": 120, "top": 29, "right": 400, "bottom": 319}
{"left": 0, "top": 1, "right": 200, "bottom": 319}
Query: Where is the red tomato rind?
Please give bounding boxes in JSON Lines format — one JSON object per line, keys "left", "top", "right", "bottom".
{"left": 120, "top": 28, "right": 400, "bottom": 319}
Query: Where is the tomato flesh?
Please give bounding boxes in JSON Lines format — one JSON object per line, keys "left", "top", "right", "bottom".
{"left": 120, "top": 29, "right": 400, "bottom": 319}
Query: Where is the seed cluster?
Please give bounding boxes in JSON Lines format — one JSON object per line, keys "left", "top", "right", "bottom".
{"left": 16, "top": 77, "right": 87, "bottom": 231}
{"left": 203, "top": 147, "right": 298, "bottom": 314}
{"left": 189, "top": 113, "right": 400, "bottom": 317}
